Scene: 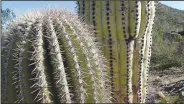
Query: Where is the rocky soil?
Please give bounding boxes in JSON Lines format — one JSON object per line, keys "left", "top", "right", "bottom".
{"left": 146, "top": 67, "right": 184, "bottom": 103}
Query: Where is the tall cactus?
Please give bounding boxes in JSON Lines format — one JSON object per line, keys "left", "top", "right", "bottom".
{"left": 77, "top": 1, "right": 156, "bottom": 103}
{"left": 1, "top": 9, "right": 112, "bottom": 103}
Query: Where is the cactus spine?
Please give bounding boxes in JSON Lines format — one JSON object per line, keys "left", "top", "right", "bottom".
{"left": 78, "top": 1, "right": 155, "bottom": 103}
{"left": 1, "top": 10, "right": 111, "bottom": 103}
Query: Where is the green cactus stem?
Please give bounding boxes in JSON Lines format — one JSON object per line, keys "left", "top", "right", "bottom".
{"left": 1, "top": 9, "right": 112, "bottom": 103}
{"left": 77, "top": 1, "right": 155, "bottom": 103}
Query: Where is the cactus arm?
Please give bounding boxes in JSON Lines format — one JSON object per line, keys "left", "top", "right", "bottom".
{"left": 137, "top": 3, "right": 154, "bottom": 102}
{"left": 132, "top": 3, "right": 148, "bottom": 100}
{"left": 135, "top": 2, "right": 149, "bottom": 103}
{"left": 132, "top": 3, "right": 148, "bottom": 101}
{"left": 138, "top": 1, "right": 148, "bottom": 39}
{"left": 142, "top": 1, "right": 155, "bottom": 102}
{"left": 45, "top": 19, "right": 72, "bottom": 103}
{"left": 137, "top": 34, "right": 147, "bottom": 103}
{"left": 135, "top": 1, "right": 142, "bottom": 38}
{"left": 126, "top": 41, "right": 134, "bottom": 103}
{"left": 138, "top": 2, "right": 154, "bottom": 103}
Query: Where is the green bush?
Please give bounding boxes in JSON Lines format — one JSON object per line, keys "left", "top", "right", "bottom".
{"left": 151, "top": 33, "right": 184, "bottom": 70}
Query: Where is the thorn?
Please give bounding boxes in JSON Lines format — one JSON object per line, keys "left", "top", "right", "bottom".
{"left": 36, "top": 96, "right": 43, "bottom": 102}
{"left": 33, "top": 92, "right": 40, "bottom": 102}
{"left": 29, "top": 78, "right": 38, "bottom": 81}
{"left": 28, "top": 59, "right": 40, "bottom": 66}
{"left": 12, "top": 81, "right": 18, "bottom": 85}
{"left": 58, "top": 93, "right": 66, "bottom": 99}
{"left": 30, "top": 88, "right": 40, "bottom": 94}
{"left": 30, "top": 82, "right": 39, "bottom": 88}
{"left": 31, "top": 66, "right": 38, "bottom": 75}
{"left": 56, "top": 79, "right": 61, "bottom": 84}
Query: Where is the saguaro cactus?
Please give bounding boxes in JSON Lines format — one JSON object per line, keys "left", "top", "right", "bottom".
{"left": 1, "top": 9, "right": 111, "bottom": 103}
{"left": 78, "top": 1, "right": 155, "bottom": 103}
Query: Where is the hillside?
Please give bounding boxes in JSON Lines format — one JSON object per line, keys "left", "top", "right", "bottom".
{"left": 151, "top": 2, "right": 184, "bottom": 67}
{"left": 153, "top": 2, "right": 184, "bottom": 34}
{"left": 147, "top": 2, "right": 184, "bottom": 103}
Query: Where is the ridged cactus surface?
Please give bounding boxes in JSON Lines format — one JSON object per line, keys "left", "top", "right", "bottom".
{"left": 1, "top": 9, "right": 111, "bottom": 103}
{"left": 78, "top": 1, "right": 155, "bottom": 103}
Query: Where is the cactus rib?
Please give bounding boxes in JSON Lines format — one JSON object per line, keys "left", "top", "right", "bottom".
{"left": 64, "top": 13, "right": 112, "bottom": 103}
{"left": 44, "top": 18, "right": 71, "bottom": 103}
{"left": 63, "top": 18, "right": 99, "bottom": 103}
{"left": 57, "top": 19, "right": 86, "bottom": 103}
{"left": 29, "top": 19, "right": 52, "bottom": 103}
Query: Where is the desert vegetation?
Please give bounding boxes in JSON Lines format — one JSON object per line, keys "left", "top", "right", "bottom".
{"left": 148, "top": 2, "right": 184, "bottom": 103}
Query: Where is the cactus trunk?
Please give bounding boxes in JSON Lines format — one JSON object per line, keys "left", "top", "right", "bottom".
{"left": 77, "top": 1, "right": 155, "bottom": 103}
{"left": 1, "top": 10, "right": 112, "bottom": 103}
